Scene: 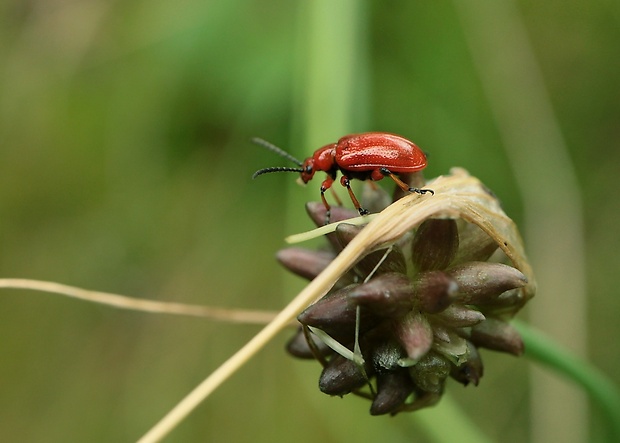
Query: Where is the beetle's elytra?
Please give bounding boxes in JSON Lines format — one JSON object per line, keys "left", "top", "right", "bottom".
{"left": 252, "top": 132, "right": 433, "bottom": 222}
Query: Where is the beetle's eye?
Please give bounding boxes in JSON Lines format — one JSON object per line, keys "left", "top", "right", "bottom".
{"left": 305, "top": 165, "right": 313, "bottom": 174}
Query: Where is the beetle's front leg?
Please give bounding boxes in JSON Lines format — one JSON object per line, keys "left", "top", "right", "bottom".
{"left": 320, "top": 176, "right": 335, "bottom": 224}
{"left": 340, "top": 176, "right": 369, "bottom": 216}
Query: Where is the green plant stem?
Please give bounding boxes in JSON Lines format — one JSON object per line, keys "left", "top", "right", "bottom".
{"left": 515, "top": 320, "right": 620, "bottom": 443}
{"left": 292, "top": 0, "right": 369, "bottom": 153}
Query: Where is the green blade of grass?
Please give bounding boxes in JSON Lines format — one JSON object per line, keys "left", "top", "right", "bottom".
{"left": 515, "top": 320, "right": 620, "bottom": 443}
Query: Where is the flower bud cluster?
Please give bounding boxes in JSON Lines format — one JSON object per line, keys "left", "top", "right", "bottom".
{"left": 279, "top": 183, "right": 532, "bottom": 415}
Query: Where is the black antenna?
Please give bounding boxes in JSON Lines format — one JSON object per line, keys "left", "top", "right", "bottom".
{"left": 251, "top": 137, "right": 303, "bottom": 166}
{"left": 252, "top": 166, "right": 304, "bottom": 179}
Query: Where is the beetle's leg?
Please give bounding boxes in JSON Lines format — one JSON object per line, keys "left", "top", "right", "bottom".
{"left": 379, "top": 167, "right": 434, "bottom": 196}
{"left": 320, "top": 176, "right": 335, "bottom": 223}
{"left": 340, "top": 176, "right": 369, "bottom": 216}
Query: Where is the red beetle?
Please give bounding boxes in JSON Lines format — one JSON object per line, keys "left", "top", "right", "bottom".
{"left": 252, "top": 132, "right": 433, "bottom": 221}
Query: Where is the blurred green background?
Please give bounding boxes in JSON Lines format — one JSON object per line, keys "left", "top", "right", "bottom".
{"left": 1, "top": 1, "right": 618, "bottom": 442}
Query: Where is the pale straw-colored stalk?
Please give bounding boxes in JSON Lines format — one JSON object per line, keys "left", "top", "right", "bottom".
{"left": 0, "top": 278, "right": 279, "bottom": 324}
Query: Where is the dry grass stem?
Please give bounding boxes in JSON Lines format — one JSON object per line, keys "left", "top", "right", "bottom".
{"left": 0, "top": 278, "right": 280, "bottom": 325}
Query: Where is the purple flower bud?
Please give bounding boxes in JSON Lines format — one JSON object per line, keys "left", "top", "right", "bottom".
{"left": 392, "top": 311, "right": 433, "bottom": 364}
{"left": 297, "top": 285, "right": 379, "bottom": 341}
{"left": 470, "top": 318, "right": 524, "bottom": 356}
{"left": 349, "top": 273, "right": 414, "bottom": 318}
{"left": 276, "top": 248, "right": 335, "bottom": 281}
{"left": 371, "top": 339, "right": 406, "bottom": 371}
{"left": 433, "top": 304, "right": 486, "bottom": 328}
{"left": 477, "top": 288, "right": 528, "bottom": 318}
{"left": 411, "top": 219, "right": 459, "bottom": 271}
{"left": 370, "top": 369, "right": 414, "bottom": 415}
{"left": 286, "top": 328, "right": 333, "bottom": 359}
{"left": 413, "top": 271, "right": 458, "bottom": 314}
{"left": 334, "top": 222, "right": 364, "bottom": 246}
{"left": 319, "top": 354, "right": 371, "bottom": 396}
{"left": 448, "top": 262, "right": 528, "bottom": 304}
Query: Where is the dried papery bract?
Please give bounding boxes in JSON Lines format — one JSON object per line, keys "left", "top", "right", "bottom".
{"left": 282, "top": 167, "right": 535, "bottom": 415}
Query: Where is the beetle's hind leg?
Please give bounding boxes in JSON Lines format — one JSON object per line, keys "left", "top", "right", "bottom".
{"left": 340, "top": 176, "right": 369, "bottom": 216}
{"left": 379, "top": 167, "right": 434, "bottom": 196}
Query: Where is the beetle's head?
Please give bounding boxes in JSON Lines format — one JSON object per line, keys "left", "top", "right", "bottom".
{"left": 299, "top": 157, "right": 315, "bottom": 183}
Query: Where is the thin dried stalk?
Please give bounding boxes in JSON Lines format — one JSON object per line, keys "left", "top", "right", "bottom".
{"left": 0, "top": 278, "right": 279, "bottom": 325}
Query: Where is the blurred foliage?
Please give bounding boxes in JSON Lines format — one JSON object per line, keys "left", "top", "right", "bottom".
{"left": 0, "top": 0, "right": 618, "bottom": 442}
